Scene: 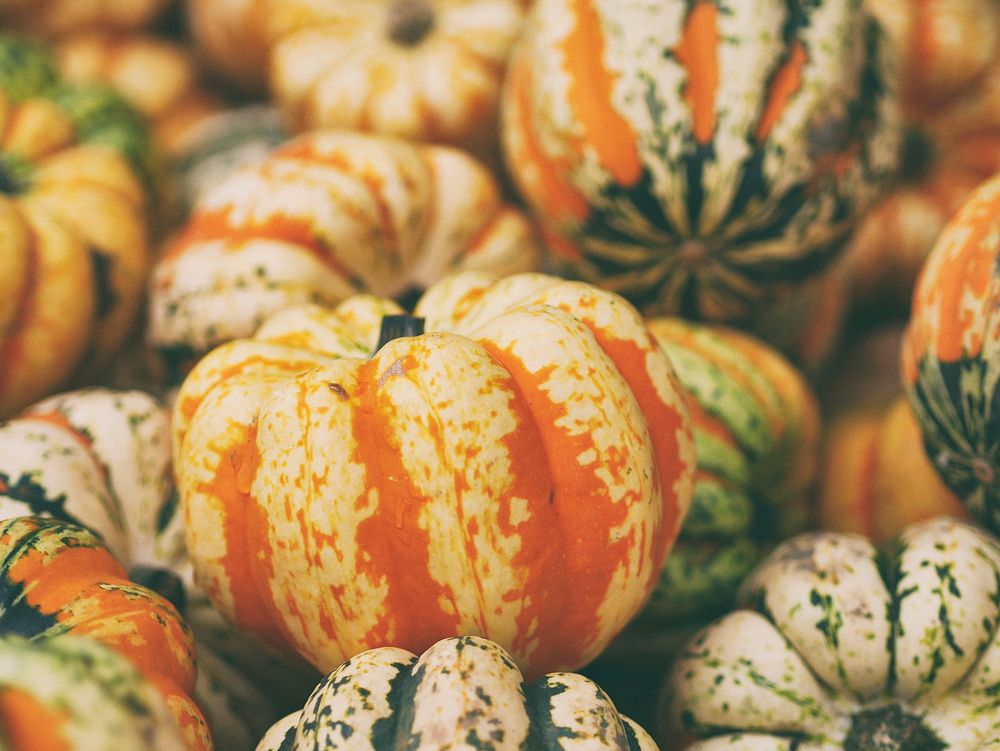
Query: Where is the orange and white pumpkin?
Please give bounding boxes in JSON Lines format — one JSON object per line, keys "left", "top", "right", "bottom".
{"left": 173, "top": 271, "right": 695, "bottom": 680}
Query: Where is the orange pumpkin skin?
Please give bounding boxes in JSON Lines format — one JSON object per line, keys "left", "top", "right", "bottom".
{"left": 844, "top": 0, "right": 1000, "bottom": 314}
{"left": 0, "top": 0, "right": 171, "bottom": 37}
{"left": 186, "top": 0, "right": 271, "bottom": 95}
{"left": 0, "top": 516, "right": 212, "bottom": 751}
{"left": 173, "top": 272, "right": 695, "bottom": 680}
{"left": 817, "top": 397, "right": 967, "bottom": 545}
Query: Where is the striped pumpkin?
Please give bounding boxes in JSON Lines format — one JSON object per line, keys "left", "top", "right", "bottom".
{"left": 662, "top": 517, "right": 1000, "bottom": 750}
{"left": 0, "top": 35, "right": 155, "bottom": 419}
{"left": 149, "top": 129, "right": 540, "bottom": 384}
{"left": 267, "top": 0, "right": 525, "bottom": 154}
{"left": 173, "top": 271, "right": 695, "bottom": 679}
{"left": 501, "top": 0, "right": 901, "bottom": 321}
{"left": 818, "top": 396, "right": 967, "bottom": 545}
{"left": 901, "top": 172, "right": 1000, "bottom": 534}
{"left": 0, "top": 634, "right": 189, "bottom": 751}
{"left": 0, "top": 0, "right": 170, "bottom": 37}
{"left": 0, "top": 388, "right": 317, "bottom": 751}
{"left": 0, "top": 515, "right": 211, "bottom": 750}
{"left": 843, "top": 0, "right": 1000, "bottom": 315}
{"left": 256, "top": 635, "right": 657, "bottom": 751}
{"left": 604, "top": 319, "right": 818, "bottom": 666}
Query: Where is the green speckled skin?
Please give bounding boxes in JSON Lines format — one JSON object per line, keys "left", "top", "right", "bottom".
{"left": 255, "top": 636, "right": 659, "bottom": 751}
{"left": 663, "top": 517, "right": 1000, "bottom": 750}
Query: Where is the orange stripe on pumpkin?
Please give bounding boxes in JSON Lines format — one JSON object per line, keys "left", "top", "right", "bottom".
{"left": 755, "top": 43, "right": 807, "bottom": 142}
{"left": 0, "top": 688, "right": 71, "bottom": 751}
{"left": 675, "top": 1, "right": 720, "bottom": 145}
{"left": 562, "top": 0, "right": 642, "bottom": 186}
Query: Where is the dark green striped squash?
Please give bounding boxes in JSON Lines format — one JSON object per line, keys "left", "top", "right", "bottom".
{"left": 603, "top": 319, "right": 819, "bottom": 666}
{"left": 902, "top": 172, "right": 1000, "bottom": 535}
{"left": 662, "top": 517, "right": 1000, "bottom": 750}
{"left": 256, "top": 635, "right": 657, "bottom": 751}
{"left": 501, "top": 0, "right": 901, "bottom": 322}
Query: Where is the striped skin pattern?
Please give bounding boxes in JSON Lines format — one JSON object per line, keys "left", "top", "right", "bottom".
{"left": 0, "top": 35, "right": 154, "bottom": 419}
{"left": 149, "top": 129, "right": 539, "bottom": 382}
{"left": 607, "top": 319, "right": 818, "bottom": 662}
{"left": 663, "top": 517, "right": 1000, "bottom": 750}
{"left": 267, "top": 0, "right": 525, "bottom": 154}
{"left": 0, "top": 516, "right": 211, "bottom": 750}
{"left": 173, "top": 271, "right": 695, "bottom": 680}
{"left": 817, "top": 396, "right": 966, "bottom": 545}
{"left": 901, "top": 172, "right": 1000, "bottom": 534}
{"left": 0, "top": 634, "right": 187, "bottom": 751}
{"left": 255, "top": 635, "right": 658, "bottom": 751}
{"left": 501, "top": 0, "right": 901, "bottom": 322}
{"left": 843, "top": 0, "right": 1000, "bottom": 316}
{"left": 0, "top": 0, "right": 170, "bottom": 37}
{"left": 0, "top": 387, "right": 320, "bottom": 751}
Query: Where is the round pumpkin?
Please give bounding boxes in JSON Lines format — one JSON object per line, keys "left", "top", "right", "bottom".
{"left": 901, "top": 171, "right": 1000, "bottom": 534}
{"left": 818, "top": 396, "right": 967, "bottom": 544}
{"left": 186, "top": 0, "right": 271, "bottom": 95}
{"left": 148, "top": 129, "right": 540, "bottom": 385}
{"left": 843, "top": 0, "right": 1000, "bottom": 315}
{"left": 0, "top": 0, "right": 171, "bottom": 37}
{"left": 501, "top": 0, "right": 901, "bottom": 321}
{"left": 0, "top": 634, "right": 190, "bottom": 751}
{"left": 0, "top": 387, "right": 319, "bottom": 751}
{"left": 173, "top": 271, "right": 695, "bottom": 679}
{"left": 0, "top": 515, "right": 211, "bottom": 750}
{"left": 267, "top": 0, "right": 525, "bottom": 154}
{"left": 662, "top": 516, "right": 1000, "bottom": 750}
{"left": 0, "top": 35, "right": 155, "bottom": 419}
{"left": 256, "top": 635, "right": 657, "bottom": 751}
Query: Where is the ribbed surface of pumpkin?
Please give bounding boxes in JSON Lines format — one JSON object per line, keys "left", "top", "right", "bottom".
{"left": 173, "top": 271, "right": 694, "bottom": 679}
{"left": 501, "top": 0, "right": 901, "bottom": 321}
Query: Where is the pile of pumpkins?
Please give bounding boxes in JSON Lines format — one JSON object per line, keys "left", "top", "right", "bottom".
{"left": 0, "top": 0, "right": 998, "bottom": 749}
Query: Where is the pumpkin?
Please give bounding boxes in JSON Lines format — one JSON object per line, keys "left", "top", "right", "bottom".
{"left": 601, "top": 319, "right": 819, "bottom": 667}
{"left": 818, "top": 396, "right": 967, "bottom": 545}
{"left": 173, "top": 270, "right": 695, "bottom": 679}
{"left": 662, "top": 516, "right": 1000, "bottom": 750}
{"left": 0, "top": 515, "right": 211, "bottom": 750}
{"left": 54, "top": 31, "right": 224, "bottom": 158}
{"left": 186, "top": 0, "right": 271, "bottom": 95}
{"left": 0, "top": 387, "right": 318, "bottom": 751}
{"left": 0, "top": 35, "right": 155, "bottom": 419}
{"left": 0, "top": 634, "right": 189, "bottom": 751}
{"left": 255, "top": 635, "right": 657, "bottom": 751}
{"left": 148, "top": 129, "right": 540, "bottom": 385}
{"left": 500, "top": 0, "right": 901, "bottom": 322}
{"left": 0, "top": 0, "right": 171, "bottom": 37}
{"left": 266, "top": 0, "right": 525, "bottom": 155}
{"left": 901, "top": 171, "right": 1000, "bottom": 534}
{"left": 843, "top": 0, "right": 1000, "bottom": 316}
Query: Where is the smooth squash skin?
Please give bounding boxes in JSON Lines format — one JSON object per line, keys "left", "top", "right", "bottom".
{"left": 501, "top": 0, "right": 901, "bottom": 322}
{"left": 901, "top": 171, "right": 1000, "bottom": 534}
{"left": 662, "top": 517, "right": 1000, "bottom": 750}
{"left": 173, "top": 271, "right": 695, "bottom": 680}
{"left": 255, "top": 635, "right": 659, "bottom": 751}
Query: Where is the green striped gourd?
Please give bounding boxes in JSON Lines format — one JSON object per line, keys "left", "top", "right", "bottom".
{"left": 663, "top": 517, "right": 1000, "bottom": 750}
{"left": 0, "top": 634, "right": 188, "bottom": 751}
{"left": 606, "top": 318, "right": 819, "bottom": 664}
{"left": 256, "top": 635, "right": 658, "bottom": 751}
{"left": 501, "top": 0, "right": 900, "bottom": 322}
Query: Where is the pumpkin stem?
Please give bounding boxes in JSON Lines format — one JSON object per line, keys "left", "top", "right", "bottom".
{"left": 0, "top": 153, "right": 29, "bottom": 195}
{"left": 375, "top": 314, "right": 426, "bottom": 353}
{"left": 843, "top": 704, "right": 946, "bottom": 751}
{"left": 387, "top": 0, "right": 436, "bottom": 46}
{"left": 130, "top": 565, "right": 187, "bottom": 616}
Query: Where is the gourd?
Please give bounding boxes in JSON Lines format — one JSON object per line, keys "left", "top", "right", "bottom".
{"left": 0, "top": 515, "right": 211, "bottom": 750}
{"left": 0, "top": 35, "right": 155, "bottom": 418}
{"left": 0, "top": 634, "right": 189, "bottom": 751}
{"left": 186, "top": 0, "right": 271, "bottom": 95}
{"left": 844, "top": 0, "right": 1000, "bottom": 315}
{"left": 901, "top": 171, "right": 1000, "bottom": 533}
{"left": 256, "top": 635, "right": 658, "bottom": 751}
{"left": 662, "top": 517, "right": 1000, "bottom": 750}
{"left": 149, "top": 129, "right": 539, "bottom": 384}
{"left": 173, "top": 270, "right": 695, "bottom": 679}
{"left": 0, "top": 0, "right": 171, "bottom": 37}
{"left": 501, "top": 0, "right": 901, "bottom": 321}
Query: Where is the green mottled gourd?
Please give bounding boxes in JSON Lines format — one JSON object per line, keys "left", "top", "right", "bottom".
{"left": 662, "top": 516, "right": 1000, "bottom": 750}
{"left": 501, "top": 0, "right": 901, "bottom": 322}
{"left": 256, "top": 635, "right": 658, "bottom": 751}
